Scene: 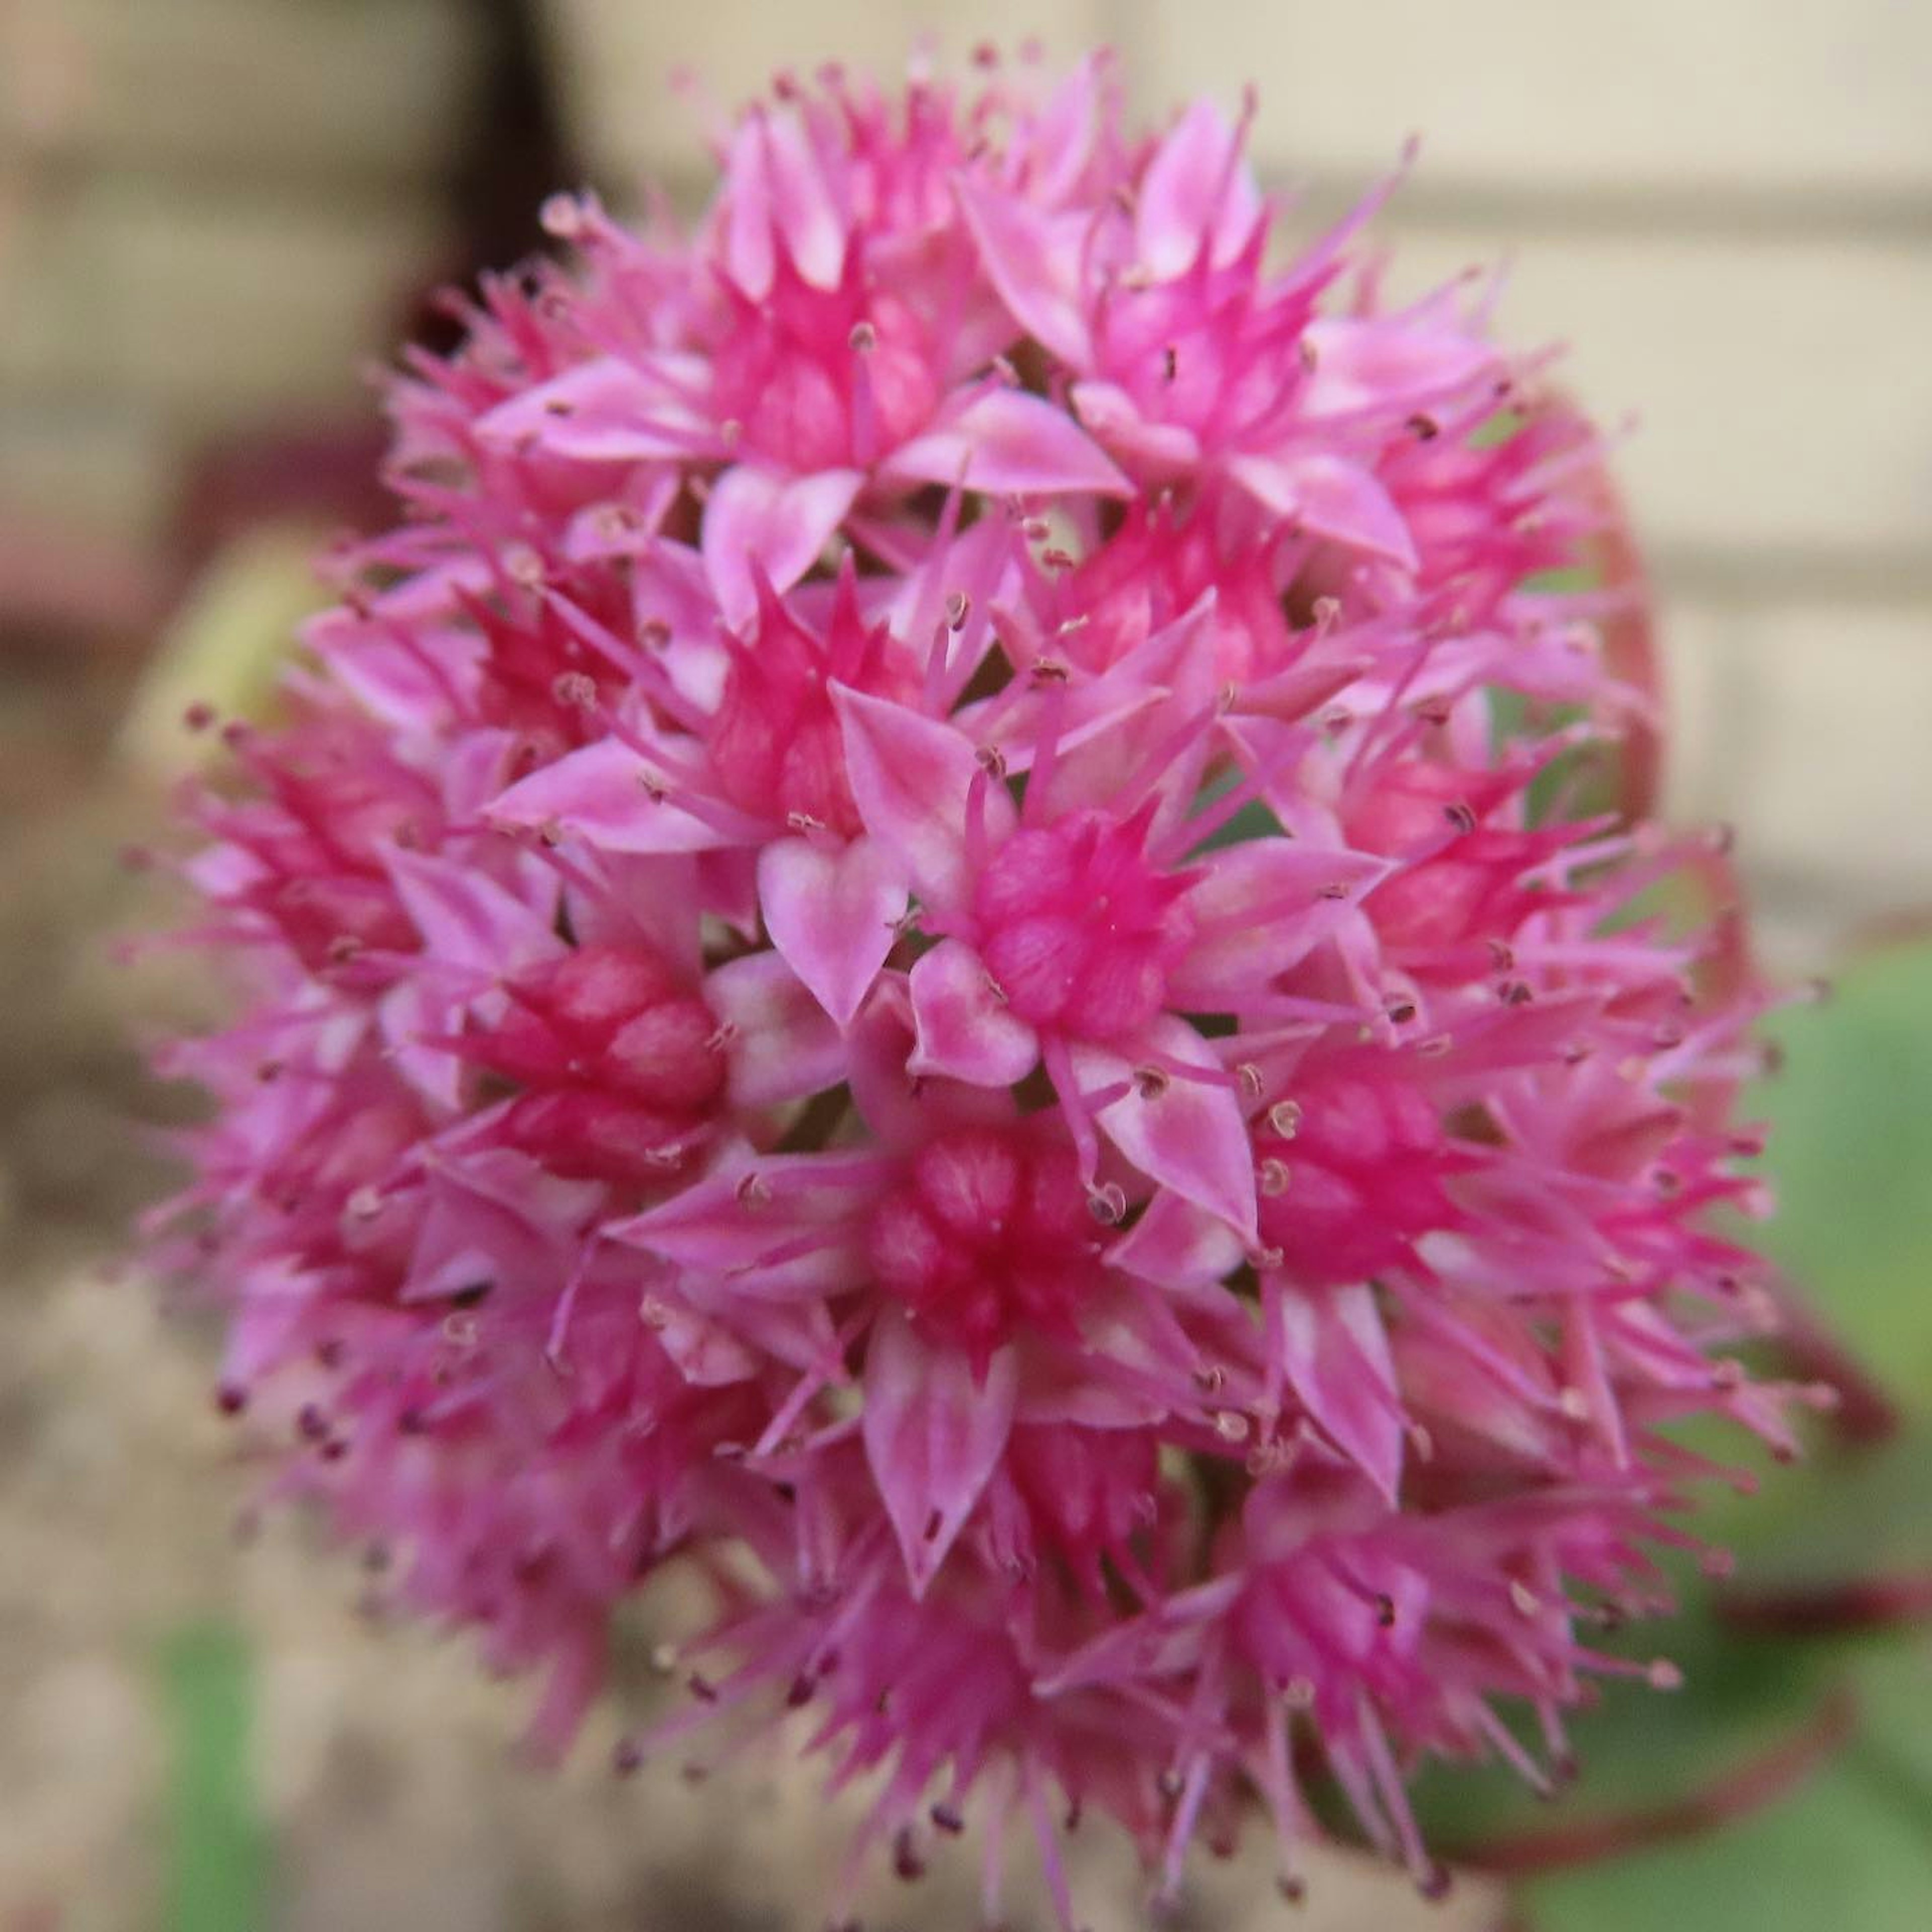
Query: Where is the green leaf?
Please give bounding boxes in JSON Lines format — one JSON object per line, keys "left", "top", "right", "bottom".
{"left": 1753, "top": 939, "right": 1932, "bottom": 1418}
{"left": 160, "top": 1621, "right": 268, "bottom": 1932}
{"left": 1519, "top": 1641, "right": 1932, "bottom": 1932}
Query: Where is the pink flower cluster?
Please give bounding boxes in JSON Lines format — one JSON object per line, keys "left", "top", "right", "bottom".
{"left": 150, "top": 52, "right": 1806, "bottom": 1920}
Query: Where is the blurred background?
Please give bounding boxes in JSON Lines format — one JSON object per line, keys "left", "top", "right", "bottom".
{"left": 2, "top": 4, "right": 1928, "bottom": 1929}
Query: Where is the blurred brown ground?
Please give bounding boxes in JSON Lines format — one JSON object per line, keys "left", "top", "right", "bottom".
{"left": 1, "top": 3, "right": 1928, "bottom": 1928}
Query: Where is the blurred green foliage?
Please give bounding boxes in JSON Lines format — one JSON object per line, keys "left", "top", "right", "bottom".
{"left": 1428, "top": 937, "right": 1932, "bottom": 1929}
{"left": 160, "top": 1622, "right": 266, "bottom": 1932}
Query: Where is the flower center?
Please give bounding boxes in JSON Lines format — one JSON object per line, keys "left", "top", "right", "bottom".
{"left": 972, "top": 808, "right": 1194, "bottom": 1041}
{"left": 1256, "top": 1072, "right": 1457, "bottom": 1286}
{"left": 484, "top": 945, "right": 725, "bottom": 1185}
{"left": 865, "top": 1128, "right": 1099, "bottom": 1358}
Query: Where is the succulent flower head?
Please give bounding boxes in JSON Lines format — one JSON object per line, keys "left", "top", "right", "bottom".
{"left": 145, "top": 50, "right": 1804, "bottom": 1925}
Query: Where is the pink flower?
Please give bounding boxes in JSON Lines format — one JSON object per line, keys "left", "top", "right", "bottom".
{"left": 142, "top": 49, "right": 1811, "bottom": 1925}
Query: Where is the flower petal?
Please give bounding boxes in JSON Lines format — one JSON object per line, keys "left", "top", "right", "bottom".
{"left": 476, "top": 354, "right": 709, "bottom": 462}
{"left": 862, "top": 1309, "right": 1017, "bottom": 1598}
{"left": 882, "top": 389, "right": 1130, "bottom": 498}
{"left": 1106, "top": 1188, "right": 1248, "bottom": 1289}
{"left": 1136, "top": 99, "right": 1263, "bottom": 280}
{"left": 1074, "top": 1019, "right": 1258, "bottom": 1240}
{"left": 757, "top": 834, "right": 906, "bottom": 1028}
{"left": 908, "top": 938, "right": 1040, "bottom": 1086}
{"left": 1271, "top": 1280, "right": 1405, "bottom": 1503}
{"left": 488, "top": 737, "right": 733, "bottom": 853}
{"left": 1171, "top": 843, "right": 1391, "bottom": 1008}
{"left": 705, "top": 949, "right": 848, "bottom": 1105}
{"left": 382, "top": 845, "right": 563, "bottom": 978}
{"left": 701, "top": 465, "right": 862, "bottom": 631}
{"left": 1226, "top": 451, "right": 1418, "bottom": 569}
{"left": 1300, "top": 314, "right": 1500, "bottom": 420}
{"left": 955, "top": 178, "right": 1092, "bottom": 367}
{"left": 831, "top": 685, "right": 1010, "bottom": 916}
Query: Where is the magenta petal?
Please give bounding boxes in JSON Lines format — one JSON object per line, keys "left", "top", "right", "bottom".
{"left": 757, "top": 834, "right": 907, "bottom": 1028}
{"left": 862, "top": 1309, "right": 1017, "bottom": 1598}
{"left": 1225, "top": 451, "right": 1419, "bottom": 569}
{"left": 1273, "top": 1281, "right": 1405, "bottom": 1503}
{"left": 382, "top": 846, "right": 562, "bottom": 977}
{"left": 704, "top": 949, "right": 847, "bottom": 1105}
{"left": 611, "top": 1146, "right": 882, "bottom": 1277}
{"left": 701, "top": 465, "right": 862, "bottom": 631}
{"left": 832, "top": 685, "right": 1009, "bottom": 916}
{"left": 651, "top": 1300, "right": 761, "bottom": 1387}
{"left": 955, "top": 179, "right": 1092, "bottom": 367}
{"left": 908, "top": 939, "right": 1040, "bottom": 1086}
{"left": 1106, "top": 1189, "right": 1248, "bottom": 1290}
{"left": 882, "top": 389, "right": 1130, "bottom": 498}
{"left": 378, "top": 978, "right": 463, "bottom": 1112}
{"left": 1301, "top": 314, "right": 1500, "bottom": 419}
{"left": 476, "top": 354, "right": 707, "bottom": 462}
{"left": 1171, "top": 843, "right": 1391, "bottom": 1008}
{"left": 488, "top": 737, "right": 732, "bottom": 853}
{"left": 1074, "top": 1020, "right": 1258, "bottom": 1240}
{"left": 1135, "top": 99, "right": 1262, "bottom": 279}
{"left": 1070, "top": 380, "right": 1204, "bottom": 474}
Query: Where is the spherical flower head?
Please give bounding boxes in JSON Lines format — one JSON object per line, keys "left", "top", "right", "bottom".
{"left": 142, "top": 48, "right": 1810, "bottom": 1927}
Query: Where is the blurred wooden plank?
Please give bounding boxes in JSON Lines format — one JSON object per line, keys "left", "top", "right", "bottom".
{"left": 0, "top": 404, "right": 176, "bottom": 547}
{"left": 1372, "top": 225, "right": 1932, "bottom": 562}
{"left": 1, "top": 0, "right": 479, "bottom": 182}
{"left": 1728, "top": 604, "right": 1932, "bottom": 923}
{"left": 1130, "top": 0, "right": 1932, "bottom": 195}
{"left": 0, "top": 178, "right": 448, "bottom": 429}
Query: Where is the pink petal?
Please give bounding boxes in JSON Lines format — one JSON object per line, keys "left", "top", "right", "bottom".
{"left": 704, "top": 949, "right": 847, "bottom": 1105}
{"left": 402, "top": 1149, "right": 600, "bottom": 1305}
{"left": 761, "top": 111, "right": 847, "bottom": 291}
{"left": 1300, "top": 315, "right": 1500, "bottom": 419}
{"left": 382, "top": 846, "right": 562, "bottom": 978}
{"left": 1106, "top": 1189, "right": 1248, "bottom": 1289}
{"left": 845, "top": 974, "right": 1016, "bottom": 1147}
{"left": 1226, "top": 451, "right": 1419, "bottom": 569}
{"left": 756, "top": 834, "right": 906, "bottom": 1028}
{"left": 1239, "top": 654, "right": 1372, "bottom": 724}
{"left": 1170, "top": 843, "right": 1391, "bottom": 1008}
{"left": 701, "top": 465, "right": 862, "bottom": 631}
{"left": 1037, "top": 1577, "right": 1239, "bottom": 1695}
{"left": 651, "top": 1301, "right": 760, "bottom": 1387}
{"left": 955, "top": 178, "right": 1092, "bottom": 367}
{"left": 1271, "top": 1281, "right": 1405, "bottom": 1503}
{"left": 611, "top": 1146, "right": 881, "bottom": 1285}
{"left": 1073, "top": 1019, "right": 1258, "bottom": 1240}
{"left": 378, "top": 978, "right": 463, "bottom": 1113}
{"left": 832, "top": 685, "right": 1010, "bottom": 916}
{"left": 882, "top": 388, "right": 1130, "bottom": 498}
{"left": 488, "top": 737, "right": 733, "bottom": 853}
{"left": 1070, "top": 380, "right": 1203, "bottom": 475}
{"left": 476, "top": 354, "right": 709, "bottom": 462}
{"left": 720, "top": 110, "right": 846, "bottom": 297}
{"left": 908, "top": 939, "right": 1040, "bottom": 1086}
{"left": 862, "top": 1309, "right": 1017, "bottom": 1598}
{"left": 1136, "top": 99, "right": 1263, "bottom": 280}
